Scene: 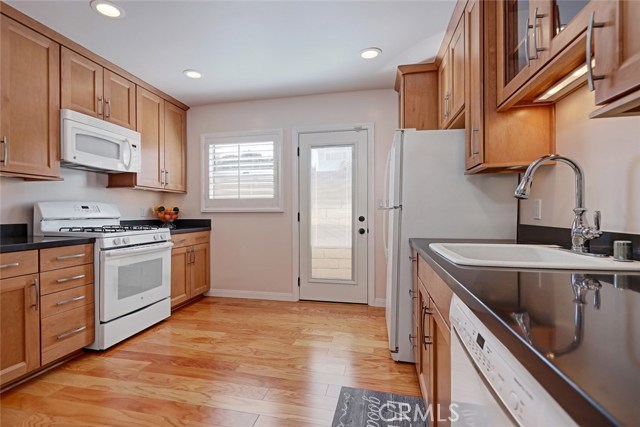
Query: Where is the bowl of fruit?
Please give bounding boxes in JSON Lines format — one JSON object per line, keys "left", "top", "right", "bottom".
{"left": 154, "top": 206, "right": 180, "bottom": 229}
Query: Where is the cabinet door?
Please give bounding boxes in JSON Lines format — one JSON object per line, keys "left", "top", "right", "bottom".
{"left": 0, "top": 16, "right": 60, "bottom": 179}
{"left": 136, "top": 87, "right": 164, "bottom": 189}
{"left": 0, "top": 274, "right": 40, "bottom": 387}
{"left": 593, "top": 0, "right": 640, "bottom": 105}
{"left": 170, "top": 246, "right": 189, "bottom": 308}
{"left": 433, "top": 306, "right": 451, "bottom": 427}
{"left": 411, "top": 254, "right": 420, "bottom": 371}
{"left": 438, "top": 53, "right": 450, "bottom": 129}
{"left": 449, "top": 19, "right": 465, "bottom": 121}
{"left": 190, "top": 243, "right": 210, "bottom": 296}
{"left": 464, "top": 0, "right": 484, "bottom": 170}
{"left": 164, "top": 102, "right": 187, "bottom": 192}
{"left": 103, "top": 69, "right": 136, "bottom": 130}
{"left": 61, "top": 47, "right": 103, "bottom": 118}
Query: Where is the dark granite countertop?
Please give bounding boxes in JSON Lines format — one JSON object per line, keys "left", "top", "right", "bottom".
{"left": 0, "top": 235, "right": 95, "bottom": 253}
{"left": 410, "top": 238, "right": 640, "bottom": 427}
{"left": 121, "top": 219, "right": 211, "bottom": 235}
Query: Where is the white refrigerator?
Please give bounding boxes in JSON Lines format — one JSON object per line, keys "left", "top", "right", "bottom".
{"left": 383, "top": 129, "right": 518, "bottom": 362}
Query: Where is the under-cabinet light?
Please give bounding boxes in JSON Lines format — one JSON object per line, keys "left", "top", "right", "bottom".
{"left": 536, "top": 60, "right": 595, "bottom": 102}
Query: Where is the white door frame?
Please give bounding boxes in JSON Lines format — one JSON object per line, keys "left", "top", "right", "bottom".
{"left": 291, "top": 123, "right": 375, "bottom": 305}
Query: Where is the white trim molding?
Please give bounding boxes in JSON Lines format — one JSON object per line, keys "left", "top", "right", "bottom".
{"left": 205, "top": 289, "right": 298, "bottom": 302}
{"left": 373, "top": 298, "right": 387, "bottom": 308}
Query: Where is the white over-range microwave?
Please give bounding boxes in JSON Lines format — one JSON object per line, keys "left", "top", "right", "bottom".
{"left": 61, "top": 109, "right": 141, "bottom": 174}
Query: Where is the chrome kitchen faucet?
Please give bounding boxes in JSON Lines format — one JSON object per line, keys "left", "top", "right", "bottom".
{"left": 514, "top": 154, "right": 603, "bottom": 255}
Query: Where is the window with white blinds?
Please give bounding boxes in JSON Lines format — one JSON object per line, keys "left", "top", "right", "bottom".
{"left": 201, "top": 129, "right": 283, "bottom": 212}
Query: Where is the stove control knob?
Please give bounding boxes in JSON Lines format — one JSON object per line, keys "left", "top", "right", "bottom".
{"left": 154, "top": 234, "right": 161, "bottom": 241}
{"left": 123, "top": 237, "right": 131, "bottom": 245}
{"left": 113, "top": 237, "right": 122, "bottom": 246}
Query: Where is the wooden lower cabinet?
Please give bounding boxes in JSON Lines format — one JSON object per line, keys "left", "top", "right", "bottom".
{"left": 171, "top": 231, "right": 210, "bottom": 309}
{"left": 0, "top": 243, "right": 95, "bottom": 389}
{"left": 0, "top": 273, "right": 40, "bottom": 386}
{"left": 414, "top": 254, "right": 453, "bottom": 426}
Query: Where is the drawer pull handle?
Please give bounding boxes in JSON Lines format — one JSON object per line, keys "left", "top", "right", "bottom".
{"left": 0, "top": 262, "right": 19, "bottom": 269}
{"left": 56, "top": 253, "right": 87, "bottom": 261}
{"left": 56, "top": 274, "right": 86, "bottom": 283}
{"left": 57, "top": 325, "right": 87, "bottom": 340}
{"left": 174, "top": 239, "right": 187, "bottom": 244}
{"left": 56, "top": 295, "right": 86, "bottom": 306}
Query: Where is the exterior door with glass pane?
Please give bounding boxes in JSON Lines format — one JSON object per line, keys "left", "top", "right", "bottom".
{"left": 298, "top": 129, "right": 368, "bottom": 303}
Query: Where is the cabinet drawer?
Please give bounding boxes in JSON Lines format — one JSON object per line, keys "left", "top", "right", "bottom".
{"left": 41, "top": 284, "right": 94, "bottom": 318}
{"left": 40, "top": 244, "right": 93, "bottom": 271}
{"left": 0, "top": 250, "right": 38, "bottom": 279}
{"left": 41, "top": 303, "right": 94, "bottom": 365}
{"left": 40, "top": 264, "right": 94, "bottom": 295}
{"left": 171, "top": 231, "right": 209, "bottom": 248}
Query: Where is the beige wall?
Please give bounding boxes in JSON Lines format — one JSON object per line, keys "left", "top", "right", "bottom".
{"left": 0, "top": 168, "right": 163, "bottom": 232}
{"left": 519, "top": 87, "right": 640, "bottom": 234}
{"left": 166, "top": 89, "right": 398, "bottom": 301}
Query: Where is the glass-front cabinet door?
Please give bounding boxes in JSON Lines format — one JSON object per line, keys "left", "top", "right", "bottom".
{"left": 497, "top": 0, "right": 593, "bottom": 106}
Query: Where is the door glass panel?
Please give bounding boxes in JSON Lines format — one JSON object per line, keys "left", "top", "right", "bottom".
{"left": 505, "top": 0, "right": 531, "bottom": 84}
{"left": 553, "top": 0, "right": 589, "bottom": 35}
{"left": 76, "top": 133, "right": 121, "bottom": 159}
{"left": 118, "top": 258, "right": 163, "bottom": 299}
{"left": 309, "top": 145, "right": 353, "bottom": 281}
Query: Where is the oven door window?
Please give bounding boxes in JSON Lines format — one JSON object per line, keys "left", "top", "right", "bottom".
{"left": 100, "top": 245, "right": 171, "bottom": 322}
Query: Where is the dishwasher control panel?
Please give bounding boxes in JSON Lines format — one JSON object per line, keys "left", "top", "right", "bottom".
{"left": 450, "top": 295, "right": 577, "bottom": 427}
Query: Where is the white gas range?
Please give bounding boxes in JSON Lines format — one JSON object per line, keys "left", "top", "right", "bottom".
{"left": 34, "top": 201, "right": 172, "bottom": 350}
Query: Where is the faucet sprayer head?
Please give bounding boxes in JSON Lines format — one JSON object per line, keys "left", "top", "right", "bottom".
{"left": 514, "top": 175, "right": 533, "bottom": 199}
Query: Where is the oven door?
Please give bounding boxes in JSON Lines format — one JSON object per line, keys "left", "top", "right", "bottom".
{"left": 99, "top": 241, "right": 172, "bottom": 322}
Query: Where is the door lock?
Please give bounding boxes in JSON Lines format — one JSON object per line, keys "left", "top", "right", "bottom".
{"left": 358, "top": 228, "right": 366, "bottom": 235}
{"left": 358, "top": 216, "right": 365, "bottom": 222}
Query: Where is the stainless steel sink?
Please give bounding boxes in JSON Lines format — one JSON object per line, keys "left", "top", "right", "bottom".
{"left": 429, "top": 243, "right": 640, "bottom": 271}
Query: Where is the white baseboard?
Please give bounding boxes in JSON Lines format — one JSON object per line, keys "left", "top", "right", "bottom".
{"left": 372, "top": 298, "right": 386, "bottom": 307}
{"left": 204, "top": 289, "right": 299, "bottom": 302}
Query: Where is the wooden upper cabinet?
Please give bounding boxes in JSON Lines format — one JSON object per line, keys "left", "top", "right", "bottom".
{"left": 495, "top": 0, "right": 615, "bottom": 108}
{"left": 103, "top": 69, "right": 136, "bottom": 129}
{"left": 61, "top": 47, "right": 136, "bottom": 129}
{"left": 0, "top": 273, "right": 41, "bottom": 387}
{"left": 0, "top": 15, "right": 60, "bottom": 180}
{"left": 449, "top": 21, "right": 465, "bottom": 122}
{"left": 136, "top": 87, "right": 164, "bottom": 189}
{"left": 591, "top": 1, "right": 640, "bottom": 107}
{"left": 164, "top": 102, "right": 187, "bottom": 192}
{"left": 61, "top": 47, "right": 103, "bottom": 118}
{"left": 108, "top": 88, "right": 187, "bottom": 193}
{"left": 466, "top": 0, "right": 555, "bottom": 173}
{"left": 396, "top": 64, "right": 439, "bottom": 130}
{"left": 465, "top": 0, "right": 484, "bottom": 170}
{"left": 439, "top": 17, "right": 465, "bottom": 130}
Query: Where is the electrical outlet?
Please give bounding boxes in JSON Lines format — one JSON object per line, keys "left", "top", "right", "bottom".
{"left": 139, "top": 207, "right": 147, "bottom": 218}
{"left": 533, "top": 199, "right": 542, "bottom": 220}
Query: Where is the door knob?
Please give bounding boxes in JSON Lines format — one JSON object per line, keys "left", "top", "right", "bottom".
{"left": 358, "top": 216, "right": 365, "bottom": 222}
{"left": 358, "top": 228, "right": 366, "bottom": 235}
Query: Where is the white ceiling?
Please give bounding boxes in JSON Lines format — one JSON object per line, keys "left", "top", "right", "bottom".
{"left": 8, "top": 0, "right": 456, "bottom": 107}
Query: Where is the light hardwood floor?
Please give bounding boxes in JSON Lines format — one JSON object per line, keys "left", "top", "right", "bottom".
{"left": 1, "top": 298, "right": 420, "bottom": 426}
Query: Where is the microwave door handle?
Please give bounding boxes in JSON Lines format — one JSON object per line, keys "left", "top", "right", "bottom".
{"left": 123, "top": 139, "right": 133, "bottom": 170}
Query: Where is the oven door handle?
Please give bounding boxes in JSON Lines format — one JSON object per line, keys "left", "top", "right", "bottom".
{"left": 104, "top": 242, "right": 173, "bottom": 257}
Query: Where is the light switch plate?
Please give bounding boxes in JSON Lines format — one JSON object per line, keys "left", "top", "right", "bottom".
{"left": 533, "top": 199, "right": 542, "bottom": 220}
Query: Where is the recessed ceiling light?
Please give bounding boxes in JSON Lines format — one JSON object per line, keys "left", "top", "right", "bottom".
{"left": 90, "top": 0, "right": 125, "bottom": 19}
{"left": 183, "top": 69, "right": 202, "bottom": 79}
{"left": 360, "top": 47, "right": 382, "bottom": 59}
